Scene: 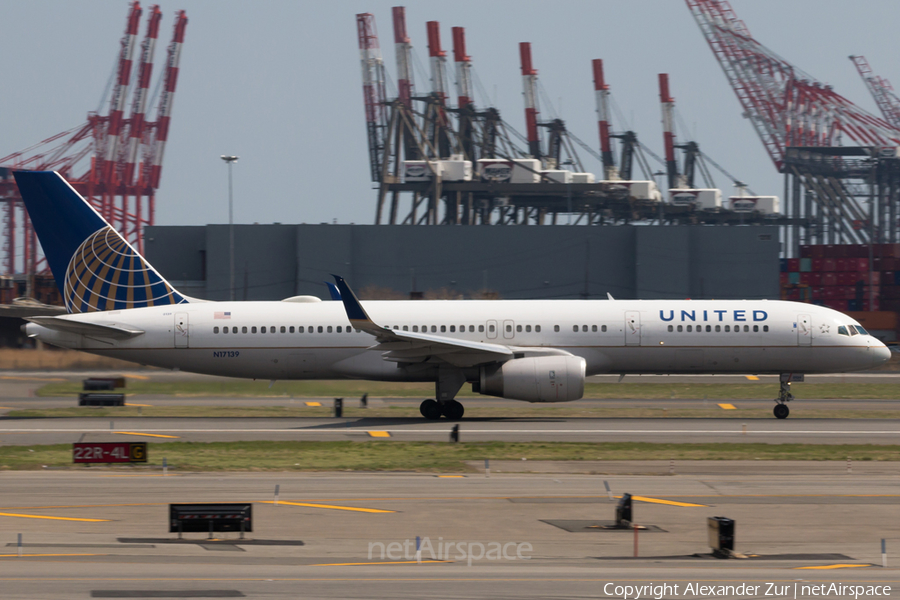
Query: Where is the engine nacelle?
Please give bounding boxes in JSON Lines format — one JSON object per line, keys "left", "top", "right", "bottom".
{"left": 479, "top": 355, "right": 586, "bottom": 402}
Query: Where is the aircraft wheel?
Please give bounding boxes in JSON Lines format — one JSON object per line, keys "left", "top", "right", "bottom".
{"left": 420, "top": 399, "right": 442, "bottom": 420}
{"left": 441, "top": 399, "right": 465, "bottom": 420}
{"left": 773, "top": 404, "right": 790, "bottom": 419}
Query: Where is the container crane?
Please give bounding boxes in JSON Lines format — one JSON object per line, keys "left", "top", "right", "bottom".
{"left": 426, "top": 21, "right": 451, "bottom": 158}
{"left": 850, "top": 55, "right": 900, "bottom": 130}
{"left": 519, "top": 42, "right": 541, "bottom": 159}
{"left": 0, "top": 3, "right": 187, "bottom": 280}
{"left": 356, "top": 13, "right": 388, "bottom": 184}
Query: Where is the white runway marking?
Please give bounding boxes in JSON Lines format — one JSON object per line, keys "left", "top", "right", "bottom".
{"left": 1, "top": 428, "right": 899, "bottom": 435}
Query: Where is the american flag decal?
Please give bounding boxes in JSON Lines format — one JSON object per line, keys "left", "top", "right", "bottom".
{"left": 214, "top": 312, "right": 232, "bottom": 319}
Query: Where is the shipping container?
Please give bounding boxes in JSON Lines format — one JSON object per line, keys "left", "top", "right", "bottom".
{"left": 727, "top": 195, "right": 780, "bottom": 214}
{"left": 570, "top": 172, "right": 596, "bottom": 183}
{"left": 478, "top": 158, "right": 541, "bottom": 183}
{"left": 669, "top": 188, "right": 721, "bottom": 209}
{"left": 403, "top": 160, "right": 441, "bottom": 182}
{"left": 438, "top": 157, "right": 473, "bottom": 181}
{"left": 605, "top": 180, "right": 662, "bottom": 202}
{"left": 539, "top": 170, "right": 572, "bottom": 184}
{"left": 509, "top": 158, "right": 542, "bottom": 183}
{"left": 846, "top": 311, "right": 899, "bottom": 331}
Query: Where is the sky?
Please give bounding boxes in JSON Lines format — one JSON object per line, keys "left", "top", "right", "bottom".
{"left": 2, "top": 0, "right": 900, "bottom": 229}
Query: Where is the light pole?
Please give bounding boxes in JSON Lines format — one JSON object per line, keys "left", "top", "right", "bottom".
{"left": 221, "top": 155, "right": 239, "bottom": 301}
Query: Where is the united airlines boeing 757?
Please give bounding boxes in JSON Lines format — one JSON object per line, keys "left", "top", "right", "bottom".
{"left": 13, "top": 171, "right": 891, "bottom": 419}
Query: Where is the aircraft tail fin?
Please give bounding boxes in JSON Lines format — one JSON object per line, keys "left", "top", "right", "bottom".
{"left": 12, "top": 171, "right": 189, "bottom": 314}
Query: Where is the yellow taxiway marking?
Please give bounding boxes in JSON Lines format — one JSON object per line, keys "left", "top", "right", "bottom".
{"left": 0, "top": 553, "right": 105, "bottom": 558}
{"left": 795, "top": 564, "right": 871, "bottom": 570}
{"left": 305, "top": 401, "right": 322, "bottom": 407}
{"left": 0, "top": 407, "right": 14, "bottom": 410}
{"left": 261, "top": 501, "right": 394, "bottom": 513}
{"left": 745, "top": 375, "right": 760, "bottom": 381}
{"left": 125, "top": 374, "right": 150, "bottom": 380}
{"left": 368, "top": 431, "right": 391, "bottom": 438}
{"left": 114, "top": 431, "right": 179, "bottom": 439}
{"left": 0, "top": 376, "right": 66, "bottom": 382}
{"left": 437, "top": 475, "right": 465, "bottom": 478}
{"left": 628, "top": 496, "right": 708, "bottom": 508}
{"left": 717, "top": 403, "right": 736, "bottom": 410}
{"left": 0, "top": 512, "right": 110, "bottom": 522}
{"left": 124, "top": 403, "right": 153, "bottom": 407}
{"left": 312, "top": 560, "right": 451, "bottom": 566}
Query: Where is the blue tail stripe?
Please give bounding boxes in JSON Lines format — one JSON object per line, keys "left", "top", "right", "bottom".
{"left": 12, "top": 171, "right": 189, "bottom": 313}
{"left": 12, "top": 171, "right": 106, "bottom": 287}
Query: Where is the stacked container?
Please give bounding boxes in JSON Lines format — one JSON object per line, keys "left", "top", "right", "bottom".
{"left": 780, "top": 243, "right": 900, "bottom": 342}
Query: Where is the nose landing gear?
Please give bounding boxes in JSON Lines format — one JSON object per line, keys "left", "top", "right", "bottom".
{"left": 773, "top": 378, "right": 794, "bottom": 419}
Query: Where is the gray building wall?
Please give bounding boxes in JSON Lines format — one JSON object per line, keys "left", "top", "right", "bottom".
{"left": 144, "top": 225, "right": 780, "bottom": 301}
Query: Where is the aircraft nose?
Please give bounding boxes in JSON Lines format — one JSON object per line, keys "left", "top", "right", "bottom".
{"left": 873, "top": 342, "right": 892, "bottom": 368}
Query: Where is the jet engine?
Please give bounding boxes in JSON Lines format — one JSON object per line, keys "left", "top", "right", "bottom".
{"left": 479, "top": 355, "right": 586, "bottom": 402}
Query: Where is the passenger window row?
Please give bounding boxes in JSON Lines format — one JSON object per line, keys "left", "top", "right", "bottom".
{"left": 213, "top": 325, "right": 357, "bottom": 334}
{"left": 571, "top": 325, "right": 608, "bottom": 333}
{"left": 667, "top": 324, "right": 769, "bottom": 333}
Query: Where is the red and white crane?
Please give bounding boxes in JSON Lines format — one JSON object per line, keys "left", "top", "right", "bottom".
{"left": 658, "top": 73, "right": 679, "bottom": 189}
{"left": 124, "top": 4, "right": 162, "bottom": 190}
{"left": 452, "top": 26, "right": 473, "bottom": 110}
{"left": 686, "top": 0, "right": 900, "bottom": 171}
{"left": 392, "top": 7, "right": 414, "bottom": 108}
{"left": 102, "top": 0, "right": 143, "bottom": 209}
{"left": 356, "top": 12, "right": 388, "bottom": 183}
{"left": 519, "top": 42, "right": 541, "bottom": 159}
{"left": 591, "top": 59, "right": 614, "bottom": 178}
{"left": 0, "top": 4, "right": 187, "bottom": 276}
{"left": 850, "top": 55, "right": 900, "bottom": 130}
{"left": 146, "top": 9, "right": 187, "bottom": 194}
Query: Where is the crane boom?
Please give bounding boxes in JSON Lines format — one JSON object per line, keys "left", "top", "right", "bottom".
{"left": 591, "top": 59, "right": 614, "bottom": 177}
{"left": 519, "top": 42, "right": 541, "bottom": 159}
{"left": 850, "top": 55, "right": 900, "bottom": 130}
{"left": 356, "top": 13, "right": 388, "bottom": 182}
{"left": 147, "top": 9, "right": 187, "bottom": 191}
{"left": 124, "top": 4, "right": 162, "bottom": 188}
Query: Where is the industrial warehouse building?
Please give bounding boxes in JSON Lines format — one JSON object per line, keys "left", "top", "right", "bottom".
{"left": 144, "top": 224, "right": 780, "bottom": 302}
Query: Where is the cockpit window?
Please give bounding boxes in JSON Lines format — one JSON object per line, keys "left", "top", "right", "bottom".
{"left": 854, "top": 325, "right": 869, "bottom": 336}
{"left": 837, "top": 325, "right": 849, "bottom": 337}
{"left": 847, "top": 325, "right": 859, "bottom": 336}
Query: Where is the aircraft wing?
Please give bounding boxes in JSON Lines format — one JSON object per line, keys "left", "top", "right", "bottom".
{"left": 331, "top": 275, "right": 513, "bottom": 367}
{"left": 25, "top": 316, "right": 145, "bottom": 340}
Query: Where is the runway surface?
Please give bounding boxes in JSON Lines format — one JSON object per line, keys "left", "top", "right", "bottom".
{"left": 0, "top": 469, "right": 897, "bottom": 599}
{"left": 2, "top": 415, "right": 900, "bottom": 445}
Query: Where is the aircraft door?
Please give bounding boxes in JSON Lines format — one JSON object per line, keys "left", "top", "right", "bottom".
{"left": 625, "top": 311, "right": 641, "bottom": 346}
{"left": 486, "top": 320, "right": 498, "bottom": 339}
{"left": 174, "top": 313, "right": 189, "bottom": 348}
{"left": 798, "top": 314, "right": 812, "bottom": 346}
{"left": 503, "top": 320, "right": 515, "bottom": 339}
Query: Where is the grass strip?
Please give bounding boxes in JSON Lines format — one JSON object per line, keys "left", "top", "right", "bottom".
{"left": 1, "top": 441, "right": 899, "bottom": 471}
{"left": 34, "top": 381, "right": 900, "bottom": 400}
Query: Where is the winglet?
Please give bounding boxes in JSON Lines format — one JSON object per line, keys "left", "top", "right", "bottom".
{"left": 607, "top": 292, "right": 615, "bottom": 301}
{"left": 331, "top": 275, "right": 375, "bottom": 327}
{"left": 325, "top": 281, "right": 342, "bottom": 301}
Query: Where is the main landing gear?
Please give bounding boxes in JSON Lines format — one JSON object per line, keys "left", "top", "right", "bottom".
{"left": 419, "top": 399, "right": 465, "bottom": 420}
{"left": 773, "top": 379, "right": 793, "bottom": 419}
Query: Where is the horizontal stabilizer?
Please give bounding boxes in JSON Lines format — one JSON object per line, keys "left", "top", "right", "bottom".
{"left": 26, "top": 316, "right": 144, "bottom": 340}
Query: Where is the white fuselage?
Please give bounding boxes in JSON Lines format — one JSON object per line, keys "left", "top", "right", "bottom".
{"left": 26, "top": 299, "right": 889, "bottom": 384}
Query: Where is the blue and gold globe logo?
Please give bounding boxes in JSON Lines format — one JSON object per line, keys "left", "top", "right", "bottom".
{"left": 64, "top": 226, "right": 185, "bottom": 313}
